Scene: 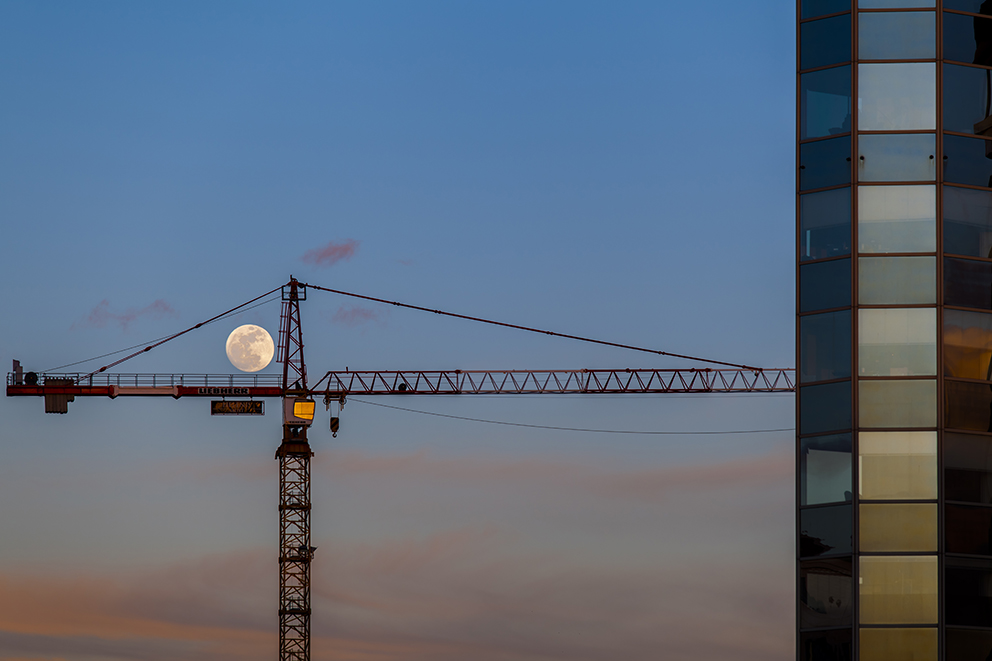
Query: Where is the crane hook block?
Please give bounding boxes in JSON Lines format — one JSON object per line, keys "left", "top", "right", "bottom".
{"left": 330, "top": 417, "right": 340, "bottom": 437}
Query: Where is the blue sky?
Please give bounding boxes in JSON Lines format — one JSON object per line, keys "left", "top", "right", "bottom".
{"left": 0, "top": 2, "right": 797, "bottom": 659}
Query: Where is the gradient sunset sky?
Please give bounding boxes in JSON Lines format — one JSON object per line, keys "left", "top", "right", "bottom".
{"left": 0, "top": 2, "right": 796, "bottom": 660}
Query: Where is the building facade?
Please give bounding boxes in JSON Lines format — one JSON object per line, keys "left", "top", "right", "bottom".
{"left": 798, "top": 1, "right": 992, "bottom": 659}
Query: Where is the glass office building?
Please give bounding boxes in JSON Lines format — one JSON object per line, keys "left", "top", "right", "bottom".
{"left": 798, "top": 1, "right": 992, "bottom": 659}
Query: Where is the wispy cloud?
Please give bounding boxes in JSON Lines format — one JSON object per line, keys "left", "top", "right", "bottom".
{"left": 301, "top": 239, "right": 359, "bottom": 267}
{"left": 331, "top": 305, "right": 383, "bottom": 327}
{"left": 71, "top": 299, "right": 178, "bottom": 331}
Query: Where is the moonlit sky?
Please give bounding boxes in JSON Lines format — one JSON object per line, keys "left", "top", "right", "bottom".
{"left": 0, "top": 2, "right": 796, "bottom": 660}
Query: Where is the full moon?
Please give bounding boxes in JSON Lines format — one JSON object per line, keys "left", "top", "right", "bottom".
{"left": 226, "top": 324, "right": 275, "bottom": 372}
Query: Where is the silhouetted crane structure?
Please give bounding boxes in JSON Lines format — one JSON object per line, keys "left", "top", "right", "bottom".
{"left": 5, "top": 277, "right": 795, "bottom": 661}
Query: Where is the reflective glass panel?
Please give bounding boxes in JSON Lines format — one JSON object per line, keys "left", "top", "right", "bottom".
{"left": 945, "top": 134, "right": 992, "bottom": 188}
{"left": 947, "top": 558, "right": 992, "bottom": 628}
{"left": 858, "top": 185, "right": 935, "bottom": 253}
{"left": 946, "top": 628, "right": 992, "bottom": 661}
{"left": 860, "top": 503, "right": 937, "bottom": 552}
{"left": 803, "top": 0, "right": 850, "bottom": 18}
{"left": 802, "top": 15, "right": 853, "bottom": 71}
{"left": 802, "top": 310, "right": 852, "bottom": 383}
{"left": 802, "top": 66, "right": 852, "bottom": 140}
{"left": 858, "top": 256, "right": 935, "bottom": 304}
{"left": 802, "top": 187, "right": 852, "bottom": 261}
{"left": 801, "top": 381, "right": 853, "bottom": 434}
{"left": 801, "top": 504, "right": 853, "bottom": 557}
{"left": 860, "top": 556, "right": 938, "bottom": 624}
{"left": 858, "top": 133, "right": 935, "bottom": 182}
{"left": 945, "top": 185, "right": 992, "bottom": 258}
{"left": 858, "top": 12, "right": 935, "bottom": 60}
{"left": 802, "top": 136, "right": 852, "bottom": 190}
{"left": 859, "top": 628, "right": 937, "bottom": 661}
{"left": 945, "top": 432, "right": 992, "bottom": 503}
{"left": 944, "top": 63, "right": 992, "bottom": 135}
{"left": 945, "top": 380, "right": 992, "bottom": 431}
{"left": 945, "top": 11, "right": 992, "bottom": 66}
{"left": 859, "top": 431, "right": 937, "bottom": 500}
{"left": 945, "top": 0, "right": 992, "bottom": 13}
{"left": 858, "top": 63, "right": 935, "bottom": 130}
{"left": 801, "top": 258, "right": 851, "bottom": 311}
{"left": 858, "top": 308, "right": 936, "bottom": 377}
{"left": 946, "top": 504, "right": 992, "bottom": 555}
{"left": 801, "top": 558, "right": 852, "bottom": 629}
{"left": 860, "top": 0, "right": 933, "bottom": 5}
{"left": 944, "top": 309, "right": 992, "bottom": 380}
{"left": 802, "top": 433, "right": 853, "bottom": 505}
{"left": 945, "top": 256, "right": 992, "bottom": 310}
{"left": 800, "top": 629, "right": 852, "bottom": 661}
{"left": 859, "top": 379, "right": 936, "bottom": 428}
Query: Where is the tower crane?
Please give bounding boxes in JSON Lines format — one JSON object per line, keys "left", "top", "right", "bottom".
{"left": 5, "top": 277, "right": 795, "bottom": 661}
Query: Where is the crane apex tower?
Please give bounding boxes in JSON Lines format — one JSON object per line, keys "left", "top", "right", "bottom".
{"left": 797, "top": 2, "right": 992, "bottom": 659}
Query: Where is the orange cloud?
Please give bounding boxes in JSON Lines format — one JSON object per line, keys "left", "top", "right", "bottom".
{"left": 301, "top": 240, "right": 359, "bottom": 267}
{"left": 331, "top": 305, "right": 383, "bottom": 327}
{"left": 71, "top": 299, "right": 178, "bottom": 331}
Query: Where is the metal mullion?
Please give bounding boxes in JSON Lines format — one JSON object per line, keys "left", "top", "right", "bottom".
{"left": 936, "top": 4, "right": 945, "bottom": 654}
{"left": 852, "top": 8, "right": 861, "bottom": 652}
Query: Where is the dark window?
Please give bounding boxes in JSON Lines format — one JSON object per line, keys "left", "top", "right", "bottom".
{"left": 802, "top": 66, "right": 852, "bottom": 140}
{"left": 944, "top": 309, "right": 992, "bottom": 380}
{"left": 801, "top": 433, "right": 853, "bottom": 506}
{"left": 945, "top": 379, "right": 992, "bottom": 432}
{"left": 800, "top": 558, "right": 852, "bottom": 629}
{"left": 946, "top": 432, "right": 992, "bottom": 504}
{"left": 801, "top": 310, "right": 851, "bottom": 383}
{"left": 858, "top": 133, "right": 936, "bottom": 183}
{"left": 947, "top": 504, "right": 992, "bottom": 555}
{"left": 800, "top": 258, "right": 851, "bottom": 312}
{"left": 801, "top": 15, "right": 852, "bottom": 71}
{"left": 947, "top": 557, "right": 992, "bottom": 628}
{"left": 800, "top": 504, "right": 852, "bottom": 557}
{"left": 801, "top": 382, "right": 852, "bottom": 435}
{"left": 800, "top": 628, "right": 852, "bottom": 661}
{"left": 946, "top": 1, "right": 992, "bottom": 13}
{"left": 801, "top": 188, "right": 851, "bottom": 261}
{"left": 945, "top": 11, "right": 992, "bottom": 67}
{"left": 947, "top": 628, "right": 992, "bottom": 661}
{"left": 802, "top": 0, "right": 849, "bottom": 20}
{"left": 859, "top": 12, "right": 935, "bottom": 60}
{"left": 944, "top": 64, "right": 992, "bottom": 135}
{"left": 945, "top": 185, "right": 992, "bottom": 258}
{"left": 945, "top": 256, "right": 992, "bottom": 310}
{"left": 945, "top": 134, "right": 992, "bottom": 188}
{"left": 801, "top": 136, "right": 851, "bottom": 191}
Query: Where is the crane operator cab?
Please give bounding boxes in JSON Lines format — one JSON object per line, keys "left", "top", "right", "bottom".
{"left": 282, "top": 396, "right": 315, "bottom": 439}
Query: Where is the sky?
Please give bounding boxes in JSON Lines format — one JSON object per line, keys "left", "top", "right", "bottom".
{"left": 0, "top": 2, "right": 797, "bottom": 660}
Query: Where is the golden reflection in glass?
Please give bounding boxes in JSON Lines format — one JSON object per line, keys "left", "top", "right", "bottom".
{"left": 860, "top": 556, "right": 938, "bottom": 624}
{"left": 859, "top": 431, "right": 936, "bottom": 500}
{"left": 944, "top": 309, "right": 992, "bottom": 380}
{"left": 859, "top": 503, "right": 937, "bottom": 552}
{"left": 860, "top": 627, "right": 937, "bottom": 661}
{"left": 858, "top": 379, "right": 937, "bottom": 428}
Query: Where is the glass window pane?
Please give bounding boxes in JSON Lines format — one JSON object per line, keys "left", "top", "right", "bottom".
{"left": 944, "top": 63, "right": 992, "bottom": 135}
{"left": 947, "top": 558, "right": 992, "bottom": 628}
{"left": 858, "top": 185, "right": 935, "bottom": 253}
{"left": 861, "top": 0, "right": 933, "bottom": 6}
{"left": 945, "top": 134, "right": 992, "bottom": 188}
{"left": 802, "top": 433, "right": 853, "bottom": 505}
{"left": 945, "top": 256, "right": 992, "bottom": 310}
{"left": 859, "top": 256, "right": 935, "bottom": 304}
{"left": 801, "top": 381, "right": 853, "bottom": 434}
{"left": 945, "top": 0, "right": 992, "bottom": 13}
{"left": 801, "top": 558, "right": 853, "bottom": 629}
{"left": 860, "top": 556, "right": 938, "bottom": 624}
{"left": 945, "top": 380, "right": 992, "bottom": 432}
{"left": 801, "top": 629, "right": 852, "bottom": 661}
{"left": 945, "top": 11, "right": 992, "bottom": 66}
{"left": 944, "top": 185, "right": 992, "bottom": 258}
{"left": 802, "top": 66, "right": 852, "bottom": 140}
{"left": 802, "top": 310, "right": 852, "bottom": 383}
{"left": 945, "top": 432, "right": 992, "bottom": 503}
{"left": 859, "top": 628, "right": 937, "bottom": 661}
{"left": 858, "top": 63, "right": 935, "bottom": 131}
{"left": 947, "top": 628, "right": 992, "bottom": 661}
{"left": 803, "top": 0, "right": 850, "bottom": 18}
{"left": 859, "top": 431, "right": 937, "bottom": 500}
{"left": 860, "top": 503, "right": 937, "bottom": 552}
{"left": 858, "top": 12, "right": 935, "bottom": 60}
{"left": 802, "top": 15, "right": 853, "bottom": 71}
{"left": 944, "top": 309, "right": 992, "bottom": 379}
{"left": 802, "top": 187, "right": 852, "bottom": 261}
{"left": 947, "top": 504, "right": 992, "bottom": 555}
{"left": 801, "top": 136, "right": 852, "bottom": 190}
{"left": 858, "top": 379, "right": 937, "bottom": 428}
{"left": 858, "top": 133, "right": 935, "bottom": 182}
{"left": 801, "top": 258, "right": 851, "bottom": 311}
{"left": 801, "top": 504, "right": 853, "bottom": 557}
{"left": 858, "top": 308, "right": 936, "bottom": 377}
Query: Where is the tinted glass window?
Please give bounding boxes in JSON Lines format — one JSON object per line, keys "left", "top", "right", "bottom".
{"left": 860, "top": 556, "right": 938, "bottom": 624}
{"left": 947, "top": 504, "right": 992, "bottom": 555}
{"left": 802, "top": 310, "right": 852, "bottom": 383}
{"left": 858, "top": 379, "right": 937, "bottom": 428}
{"left": 946, "top": 628, "right": 992, "bottom": 661}
{"left": 802, "top": 188, "right": 851, "bottom": 261}
{"left": 800, "top": 558, "right": 852, "bottom": 629}
{"left": 859, "top": 308, "right": 936, "bottom": 377}
{"left": 944, "top": 64, "right": 992, "bottom": 135}
{"left": 946, "top": 558, "right": 992, "bottom": 628}
{"left": 801, "top": 136, "right": 852, "bottom": 190}
{"left": 859, "top": 629, "right": 937, "bottom": 661}
{"left": 802, "top": 15, "right": 853, "bottom": 70}
{"left": 945, "top": 134, "right": 992, "bottom": 188}
{"left": 801, "top": 504, "right": 852, "bottom": 557}
{"left": 860, "top": 503, "right": 937, "bottom": 552}
{"left": 858, "top": 63, "right": 936, "bottom": 131}
{"left": 945, "top": 185, "right": 992, "bottom": 258}
{"left": 802, "top": 433, "right": 853, "bottom": 505}
{"left": 801, "top": 258, "right": 851, "bottom": 311}
{"left": 944, "top": 309, "right": 992, "bottom": 380}
{"left": 800, "top": 629, "right": 852, "bottom": 661}
{"left": 945, "top": 432, "right": 992, "bottom": 503}
{"left": 803, "top": 0, "right": 850, "bottom": 18}
{"left": 945, "top": 256, "right": 992, "bottom": 310}
{"left": 945, "top": 0, "right": 992, "bottom": 13}
{"left": 801, "top": 381, "right": 853, "bottom": 435}
{"left": 858, "top": 133, "right": 935, "bottom": 182}
{"left": 802, "top": 66, "right": 852, "bottom": 140}
{"left": 860, "top": 431, "right": 937, "bottom": 500}
{"left": 861, "top": 0, "right": 933, "bottom": 5}
{"left": 945, "top": 11, "right": 992, "bottom": 66}
{"left": 858, "top": 185, "right": 935, "bottom": 254}
{"left": 859, "top": 12, "right": 935, "bottom": 60}
{"left": 945, "top": 379, "right": 992, "bottom": 432}
{"left": 859, "top": 256, "right": 936, "bottom": 305}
